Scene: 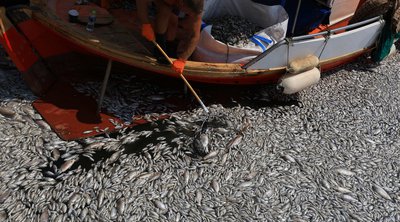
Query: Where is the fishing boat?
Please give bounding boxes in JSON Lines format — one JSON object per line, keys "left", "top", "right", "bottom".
{"left": 0, "top": 0, "right": 394, "bottom": 140}
{"left": 0, "top": 0, "right": 390, "bottom": 88}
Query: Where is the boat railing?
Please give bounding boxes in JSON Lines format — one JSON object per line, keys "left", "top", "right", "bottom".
{"left": 292, "top": 16, "right": 382, "bottom": 41}
{"left": 243, "top": 16, "right": 384, "bottom": 70}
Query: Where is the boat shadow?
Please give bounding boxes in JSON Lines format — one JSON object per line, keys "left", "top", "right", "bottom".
{"left": 79, "top": 62, "right": 301, "bottom": 120}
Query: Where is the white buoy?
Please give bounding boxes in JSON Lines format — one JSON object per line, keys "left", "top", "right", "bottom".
{"left": 288, "top": 55, "right": 319, "bottom": 74}
{"left": 279, "top": 67, "right": 321, "bottom": 94}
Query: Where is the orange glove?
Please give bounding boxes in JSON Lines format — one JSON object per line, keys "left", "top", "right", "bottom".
{"left": 141, "top": 23, "right": 155, "bottom": 41}
{"left": 172, "top": 59, "right": 186, "bottom": 75}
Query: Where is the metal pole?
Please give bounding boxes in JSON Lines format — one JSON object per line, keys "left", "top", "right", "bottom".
{"left": 97, "top": 59, "right": 113, "bottom": 114}
{"left": 291, "top": 0, "right": 302, "bottom": 36}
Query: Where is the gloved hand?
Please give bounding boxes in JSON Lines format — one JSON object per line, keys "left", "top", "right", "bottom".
{"left": 141, "top": 23, "right": 155, "bottom": 41}
{"left": 172, "top": 59, "right": 186, "bottom": 75}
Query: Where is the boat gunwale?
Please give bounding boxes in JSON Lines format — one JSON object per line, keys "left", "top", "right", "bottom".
{"left": 23, "top": 0, "right": 382, "bottom": 83}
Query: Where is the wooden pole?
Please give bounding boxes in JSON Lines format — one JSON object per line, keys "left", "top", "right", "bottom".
{"left": 152, "top": 41, "right": 209, "bottom": 113}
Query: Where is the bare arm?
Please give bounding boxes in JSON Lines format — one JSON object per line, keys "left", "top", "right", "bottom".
{"left": 136, "top": 0, "right": 150, "bottom": 24}
{"left": 154, "top": 0, "right": 173, "bottom": 34}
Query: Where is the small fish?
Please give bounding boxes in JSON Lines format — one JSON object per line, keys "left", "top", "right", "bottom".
{"left": 0, "top": 191, "right": 10, "bottom": 203}
{"left": 153, "top": 200, "right": 168, "bottom": 211}
{"left": 193, "top": 133, "right": 209, "bottom": 156}
{"left": 336, "top": 168, "right": 355, "bottom": 176}
{"left": 149, "top": 95, "right": 165, "bottom": 101}
{"left": 211, "top": 179, "right": 220, "bottom": 193}
{"left": 281, "top": 154, "right": 296, "bottom": 163}
{"left": 68, "top": 193, "right": 80, "bottom": 207}
{"left": 220, "top": 152, "right": 229, "bottom": 165}
{"left": 60, "top": 159, "right": 77, "bottom": 173}
{"left": 342, "top": 194, "right": 358, "bottom": 202}
{"left": 107, "top": 151, "right": 120, "bottom": 164}
{"left": 0, "top": 107, "right": 15, "bottom": 118}
{"left": 52, "top": 149, "right": 60, "bottom": 161}
{"left": 238, "top": 181, "right": 253, "bottom": 188}
{"left": 226, "top": 133, "right": 243, "bottom": 150}
{"left": 39, "top": 207, "right": 49, "bottom": 222}
{"left": 203, "top": 150, "right": 219, "bottom": 160}
{"left": 183, "top": 170, "right": 190, "bottom": 185}
{"left": 196, "top": 190, "right": 202, "bottom": 205}
{"left": 117, "top": 198, "right": 125, "bottom": 214}
{"left": 215, "top": 127, "right": 229, "bottom": 134}
{"left": 335, "top": 186, "right": 352, "bottom": 194}
{"left": 320, "top": 179, "right": 330, "bottom": 190}
{"left": 372, "top": 184, "right": 391, "bottom": 200}
{"left": 83, "top": 130, "right": 93, "bottom": 134}
{"left": 244, "top": 171, "right": 257, "bottom": 181}
{"left": 98, "top": 190, "right": 105, "bottom": 207}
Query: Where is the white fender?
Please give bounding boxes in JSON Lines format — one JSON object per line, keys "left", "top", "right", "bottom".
{"left": 279, "top": 67, "right": 321, "bottom": 94}
{"left": 288, "top": 55, "right": 320, "bottom": 74}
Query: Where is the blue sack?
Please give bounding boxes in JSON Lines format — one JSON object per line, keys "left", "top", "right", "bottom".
{"left": 284, "top": 0, "right": 331, "bottom": 36}
{"left": 251, "top": 0, "right": 286, "bottom": 6}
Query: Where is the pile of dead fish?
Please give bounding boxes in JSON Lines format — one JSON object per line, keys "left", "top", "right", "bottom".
{"left": 0, "top": 46, "right": 400, "bottom": 221}
{"left": 206, "top": 15, "right": 263, "bottom": 46}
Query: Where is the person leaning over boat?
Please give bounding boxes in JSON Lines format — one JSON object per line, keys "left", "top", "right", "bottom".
{"left": 136, "top": 0, "right": 204, "bottom": 75}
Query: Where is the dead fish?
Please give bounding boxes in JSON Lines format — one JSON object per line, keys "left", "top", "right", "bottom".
{"left": 203, "top": 150, "right": 219, "bottom": 160}
{"left": 225, "top": 171, "right": 233, "bottom": 181}
{"left": 281, "top": 154, "right": 296, "bottom": 163}
{"left": 211, "top": 179, "right": 220, "bottom": 193}
{"left": 372, "top": 184, "right": 391, "bottom": 200}
{"left": 193, "top": 133, "right": 209, "bottom": 156}
{"left": 196, "top": 190, "right": 202, "bottom": 205}
{"left": 36, "top": 120, "right": 51, "bottom": 130}
{"left": 336, "top": 168, "right": 355, "bottom": 176}
{"left": 220, "top": 152, "right": 229, "bottom": 165}
{"left": 148, "top": 172, "right": 162, "bottom": 182}
{"left": 39, "top": 207, "right": 49, "bottom": 222}
{"left": 215, "top": 127, "right": 229, "bottom": 134}
{"left": 0, "top": 210, "right": 7, "bottom": 221}
{"left": 107, "top": 151, "right": 120, "bottom": 165}
{"left": 98, "top": 190, "right": 105, "bottom": 207}
{"left": 244, "top": 171, "right": 257, "bottom": 181}
{"left": 68, "top": 193, "right": 80, "bottom": 207}
{"left": 83, "top": 130, "right": 93, "bottom": 134}
{"left": 0, "top": 107, "right": 15, "bottom": 118}
{"left": 238, "top": 181, "right": 253, "bottom": 188}
{"left": 52, "top": 149, "right": 60, "bottom": 161}
{"left": 342, "top": 194, "right": 358, "bottom": 202}
{"left": 320, "top": 179, "right": 330, "bottom": 190}
{"left": 117, "top": 198, "right": 125, "bottom": 214}
{"left": 148, "top": 95, "right": 165, "bottom": 101}
{"left": 126, "top": 170, "right": 142, "bottom": 181}
{"left": 183, "top": 170, "right": 190, "bottom": 185}
{"left": 0, "top": 191, "right": 10, "bottom": 203}
{"left": 59, "top": 158, "right": 77, "bottom": 173}
{"left": 226, "top": 133, "right": 243, "bottom": 150}
{"left": 153, "top": 200, "right": 168, "bottom": 211}
{"left": 335, "top": 186, "right": 352, "bottom": 194}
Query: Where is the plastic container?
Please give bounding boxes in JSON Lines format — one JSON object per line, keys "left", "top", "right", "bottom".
{"left": 86, "top": 10, "right": 96, "bottom": 32}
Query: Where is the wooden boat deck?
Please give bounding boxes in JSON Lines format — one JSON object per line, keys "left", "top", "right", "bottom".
{"left": 44, "top": 0, "right": 152, "bottom": 56}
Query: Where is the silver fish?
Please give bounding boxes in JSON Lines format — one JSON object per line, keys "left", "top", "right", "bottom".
{"left": 59, "top": 159, "right": 77, "bottom": 173}
{"left": 372, "top": 184, "right": 391, "bottom": 200}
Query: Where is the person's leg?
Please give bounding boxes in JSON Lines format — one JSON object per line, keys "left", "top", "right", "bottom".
{"left": 166, "top": 14, "right": 179, "bottom": 57}
{"left": 153, "top": 0, "right": 173, "bottom": 63}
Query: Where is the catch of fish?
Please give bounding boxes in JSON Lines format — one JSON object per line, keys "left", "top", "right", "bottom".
{"left": 0, "top": 44, "right": 399, "bottom": 221}
{"left": 206, "top": 15, "right": 263, "bottom": 47}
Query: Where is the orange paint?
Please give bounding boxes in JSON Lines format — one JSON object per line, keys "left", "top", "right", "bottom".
{"left": 0, "top": 27, "right": 38, "bottom": 72}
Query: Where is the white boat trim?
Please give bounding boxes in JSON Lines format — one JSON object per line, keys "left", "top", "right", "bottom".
{"left": 244, "top": 16, "right": 385, "bottom": 70}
